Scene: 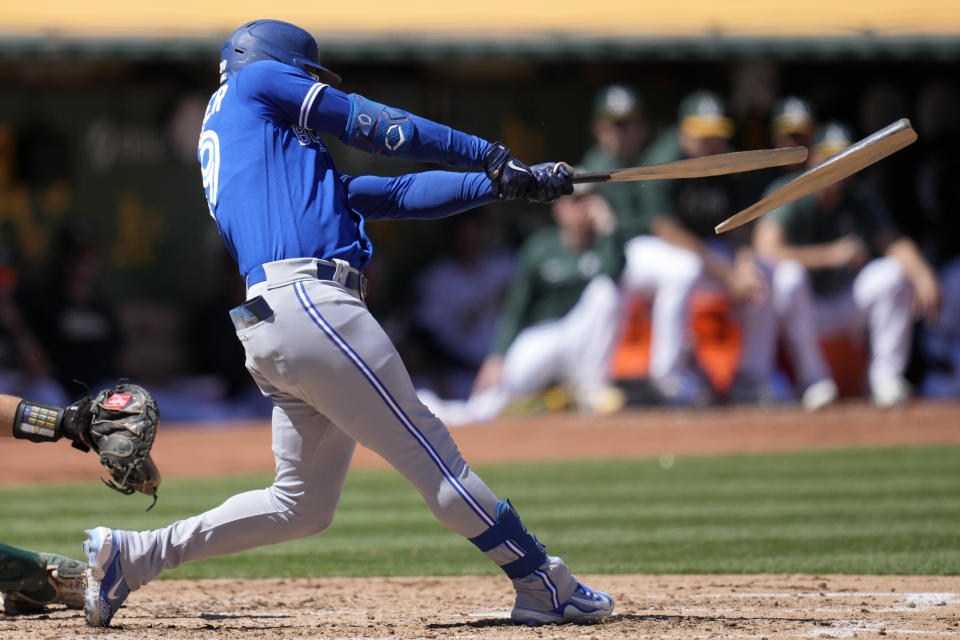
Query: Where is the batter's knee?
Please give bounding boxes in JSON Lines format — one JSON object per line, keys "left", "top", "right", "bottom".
{"left": 282, "top": 508, "right": 337, "bottom": 540}
{"left": 266, "top": 485, "right": 339, "bottom": 540}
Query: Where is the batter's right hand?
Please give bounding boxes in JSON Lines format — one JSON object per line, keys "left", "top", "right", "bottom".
{"left": 526, "top": 162, "right": 574, "bottom": 204}
{"left": 483, "top": 142, "right": 536, "bottom": 201}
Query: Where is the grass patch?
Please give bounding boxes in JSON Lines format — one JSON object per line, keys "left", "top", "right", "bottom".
{"left": 1, "top": 445, "right": 957, "bottom": 577}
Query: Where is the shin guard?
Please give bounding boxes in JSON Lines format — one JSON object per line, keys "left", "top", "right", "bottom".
{"left": 468, "top": 500, "right": 547, "bottom": 579}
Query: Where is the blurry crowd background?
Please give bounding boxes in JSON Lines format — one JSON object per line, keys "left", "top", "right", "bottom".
{"left": 0, "top": 31, "right": 958, "bottom": 421}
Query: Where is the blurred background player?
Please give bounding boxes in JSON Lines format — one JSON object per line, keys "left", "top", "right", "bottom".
{"left": 418, "top": 181, "right": 625, "bottom": 425}
{"left": 20, "top": 223, "right": 122, "bottom": 397}
{"left": 751, "top": 96, "right": 842, "bottom": 410}
{"left": 754, "top": 122, "right": 941, "bottom": 407}
{"left": 907, "top": 81, "right": 960, "bottom": 398}
{"left": 631, "top": 90, "right": 777, "bottom": 404}
{"left": 580, "top": 85, "right": 720, "bottom": 405}
{"left": 409, "top": 210, "right": 515, "bottom": 400}
{"left": 579, "top": 85, "right": 648, "bottom": 242}
{"left": 770, "top": 96, "right": 816, "bottom": 151}
{"left": 0, "top": 243, "right": 67, "bottom": 407}
{"left": 919, "top": 261, "right": 960, "bottom": 398}
{"left": 0, "top": 542, "right": 85, "bottom": 614}
{"left": 745, "top": 95, "right": 818, "bottom": 205}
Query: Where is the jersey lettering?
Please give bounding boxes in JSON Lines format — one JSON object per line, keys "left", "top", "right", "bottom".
{"left": 291, "top": 125, "right": 324, "bottom": 147}
{"left": 203, "top": 85, "right": 228, "bottom": 126}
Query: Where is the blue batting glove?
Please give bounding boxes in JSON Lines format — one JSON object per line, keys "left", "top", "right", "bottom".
{"left": 526, "top": 162, "right": 574, "bottom": 204}
{"left": 483, "top": 142, "right": 536, "bottom": 201}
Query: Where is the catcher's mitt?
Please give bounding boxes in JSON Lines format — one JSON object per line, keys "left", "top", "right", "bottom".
{"left": 65, "top": 383, "right": 161, "bottom": 509}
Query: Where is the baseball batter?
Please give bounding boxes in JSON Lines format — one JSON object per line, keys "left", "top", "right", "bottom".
{"left": 81, "top": 19, "right": 613, "bottom": 628}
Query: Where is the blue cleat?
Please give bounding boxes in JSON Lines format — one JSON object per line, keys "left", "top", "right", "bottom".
{"left": 511, "top": 581, "right": 614, "bottom": 626}
{"left": 83, "top": 527, "right": 130, "bottom": 627}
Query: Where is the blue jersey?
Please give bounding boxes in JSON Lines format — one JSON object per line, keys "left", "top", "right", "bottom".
{"left": 198, "top": 60, "right": 495, "bottom": 278}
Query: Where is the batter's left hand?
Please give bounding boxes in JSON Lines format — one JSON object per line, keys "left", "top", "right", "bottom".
{"left": 483, "top": 143, "right": 536, "bottom": 200}
{"left": 526, "top": 162, "right": 574, "bottom": 204}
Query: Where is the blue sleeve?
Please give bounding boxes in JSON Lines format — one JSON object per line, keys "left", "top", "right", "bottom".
{"left": 233, "top": 60, "right": 326, "bottom": 126}
{"left": 307, "top": 88, "right": 491, "bottom": 170}
{"left": 235, "top": 60, "right": 491, "bottom": 170}
{"left": 342, "top": 171, "right": 495, "bottom": 221}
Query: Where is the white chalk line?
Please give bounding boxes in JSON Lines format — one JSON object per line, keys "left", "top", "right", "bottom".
{"left": 570, "top": 591, "right": 959, "bottom": 639}
{"left": 676, "top": 591, "right": 959, "bottom": 611}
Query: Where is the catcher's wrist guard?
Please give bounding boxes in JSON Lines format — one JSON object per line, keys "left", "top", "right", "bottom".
{"left": 12, "top": 399, "right": 95, "bottom": 453}
{"left": 12, "top": 401, "right": 66, "bottom": 444}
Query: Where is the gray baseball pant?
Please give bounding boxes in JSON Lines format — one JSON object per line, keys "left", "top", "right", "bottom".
{"left": 112, "top": 259, "right": 557, "bottom": 592}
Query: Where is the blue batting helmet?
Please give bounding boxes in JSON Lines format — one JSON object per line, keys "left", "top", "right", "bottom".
{"left": 220, "top": 19, "right": 341, "bottom": 86}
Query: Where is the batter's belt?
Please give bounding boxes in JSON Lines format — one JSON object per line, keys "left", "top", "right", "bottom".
{"left": 245, "top": 258, "right": 368, "bottom": 297}
{"left": 234, "top": 258, "right": 369, "bottom": 330}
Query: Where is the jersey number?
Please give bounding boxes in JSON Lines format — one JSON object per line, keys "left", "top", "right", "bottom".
{"left": 199, "top": 85, "right": 228, "bottom": 219}
{"left": 199, "top": 130, "right": 220, "bottom": 217}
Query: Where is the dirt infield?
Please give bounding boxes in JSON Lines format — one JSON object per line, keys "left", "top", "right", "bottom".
{"left": 1, "top": 402, "right": 959, "bottom": 638}
{"left": 2, "top": 575, "right": 958, "bottom": 639}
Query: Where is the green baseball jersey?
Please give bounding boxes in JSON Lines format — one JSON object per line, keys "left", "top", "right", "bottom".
{"left": 764, "top": 173, "right": 901, "bottom": 296}
{"left": 639, "top": 127, "right": 745, "bottom": 241}
{"left": 491, "top": 227, "right": 624, "bottom": 355}
{"left": 579, "top": 144, "right": 653, "bottom": 241}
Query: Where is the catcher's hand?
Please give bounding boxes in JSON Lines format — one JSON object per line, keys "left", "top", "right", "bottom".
{"left": 64, "top": 383, "right": 161, "bottom": 509}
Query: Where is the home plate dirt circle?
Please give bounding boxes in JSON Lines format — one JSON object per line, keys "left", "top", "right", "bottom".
{"left": 2, "top": 574, "right": 958, "bottom": 639}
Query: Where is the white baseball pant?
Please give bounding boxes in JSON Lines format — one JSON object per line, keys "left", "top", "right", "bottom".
{"left": 421, "top": 275, "right": 621, "bottom": 426}
{"left": 621, "top": 235, "right": 777, "bottom": 386}
{"left": 771, "top": 256, "right": 915, "bottom": 389}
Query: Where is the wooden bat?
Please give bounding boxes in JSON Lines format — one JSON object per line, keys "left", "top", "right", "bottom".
{"left": 572, "top": 147, "right": 807, "bottom": 184}
{"left": 715, "top": 118, "right": 918, "bottom": 234}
